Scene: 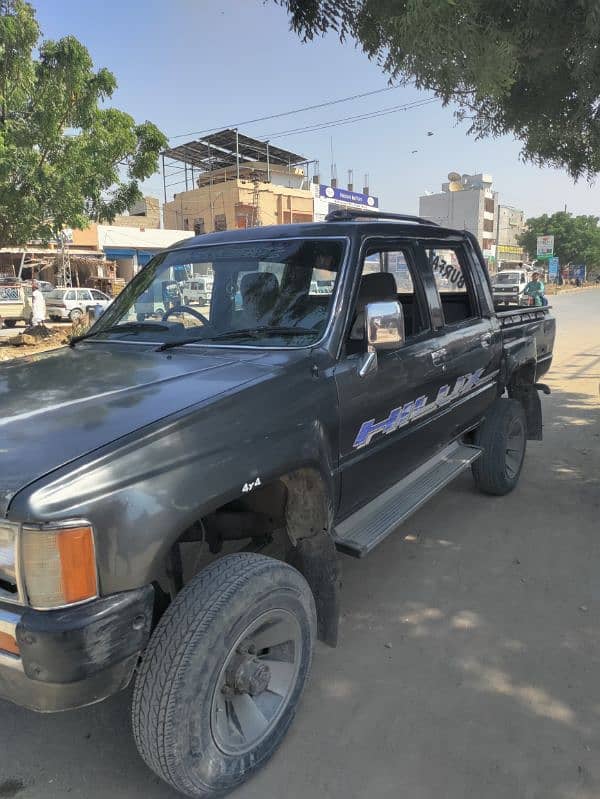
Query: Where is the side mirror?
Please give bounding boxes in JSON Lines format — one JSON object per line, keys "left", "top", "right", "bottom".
{"left": 365, "top": 300, "right": 405, "bottom": 350}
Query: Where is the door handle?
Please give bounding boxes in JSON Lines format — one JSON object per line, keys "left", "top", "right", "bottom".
{"left": 431, "top": 347, "right": 448, "bottom": 366}
{"left": 480, "top": 333, "right": 492, "bottom": 348}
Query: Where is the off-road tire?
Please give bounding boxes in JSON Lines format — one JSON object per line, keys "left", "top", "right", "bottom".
{"left": 472, "top": 398, "right": 527, "bottom": 496}
{"left": 132, "top": 553, "right": 316, "bottom": 798}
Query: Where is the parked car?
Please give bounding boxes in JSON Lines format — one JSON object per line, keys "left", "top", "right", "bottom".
{"left": 22, "top": 279, "right": 54, "bottom": 294}
{"left": 0, "top": 210, "right": 556, "bottom": 798}
{"left": 45, "top": 287, "right": 112, "bottom": 322}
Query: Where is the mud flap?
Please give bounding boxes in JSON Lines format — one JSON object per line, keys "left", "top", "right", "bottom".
{"left": 288, "top": 534, "right": 340, "bottom": 647}
{"left": 509, "top": 383, "right": 544, "bottom": 440}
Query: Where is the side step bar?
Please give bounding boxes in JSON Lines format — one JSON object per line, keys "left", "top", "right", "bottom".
{"left": 333, "top": 442, "right": 482, "bottom": 558}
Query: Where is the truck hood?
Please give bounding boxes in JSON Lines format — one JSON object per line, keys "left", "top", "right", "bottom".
{"left": 0, "top": 344, "right": 275, "bottom": 515}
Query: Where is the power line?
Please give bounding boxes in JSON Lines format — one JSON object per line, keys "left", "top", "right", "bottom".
{"left": 261, "top": 97, "right": 438, "bottom": 139}
{"left": 169, "top": 86, "right": 402, "bottom": 140}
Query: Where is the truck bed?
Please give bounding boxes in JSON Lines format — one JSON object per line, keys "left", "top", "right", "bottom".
{"left": 497, "top": 305, "right": 555, "bottom": 380}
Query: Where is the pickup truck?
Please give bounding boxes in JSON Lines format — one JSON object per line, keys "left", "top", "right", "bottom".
{"left": 0, "top": 277, "right": 31, "bottom": 327}
{"left": 0, "top": 210, "right": 555, "bottom": 798}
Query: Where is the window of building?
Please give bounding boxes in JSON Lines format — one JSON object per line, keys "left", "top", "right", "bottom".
{"left": 214, "top": 214, "right": 227, "bottom": 232}
{"left": 193, "top": 218, "right": 205, "bottom": 235}
{"left": 484, "top": 198, "right": 495, "bottom": 214}
{"left": 483, "top": 218, "right": 494, "bottom": 233}
{"left": 183, "top": 218, "right": 189, "bottom": 230}
{"left": 426, "top": 245, "right": 478, "bottom": 325}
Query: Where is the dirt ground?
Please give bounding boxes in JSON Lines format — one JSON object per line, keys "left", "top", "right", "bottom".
{"left": 0, "top": 290, "right": 599, "bottom": 799}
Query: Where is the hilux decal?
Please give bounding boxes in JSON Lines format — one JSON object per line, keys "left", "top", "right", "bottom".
{"left": 353, "top": 368, "right": 486, "bottom": 449}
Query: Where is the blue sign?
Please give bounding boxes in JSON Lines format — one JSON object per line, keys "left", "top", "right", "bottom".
{"left": 548, "top": 256, "right": 559, "bottom": 279}
{"left": 319, "top": 184, "right": 379, "bottom": 208}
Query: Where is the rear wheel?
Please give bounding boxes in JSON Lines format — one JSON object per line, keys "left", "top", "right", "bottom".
{"left": 132, "top": 553, "right": 316, "bottom": 798}
{"left": 3, "top": 319, "right": 17, "bottom": 328}
{"left": 472, "top": 398, "right": 527, "bottom": 495}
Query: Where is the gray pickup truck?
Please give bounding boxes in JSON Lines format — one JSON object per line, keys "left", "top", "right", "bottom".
{"left": 0, "top": 210, "right": 555, "bottom": 797}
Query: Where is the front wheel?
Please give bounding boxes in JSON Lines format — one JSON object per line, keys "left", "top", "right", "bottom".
{"left": 472, "top": 398, "right": 527, "bottom": 495}
{"left": 132, "top": 553, "right": 316, "bottom": 798}
{"left": 3, "top": 319, "right": 17, "bottom": 328}
{"left": 69, "top": 307, "right": 83, "bottom": 322}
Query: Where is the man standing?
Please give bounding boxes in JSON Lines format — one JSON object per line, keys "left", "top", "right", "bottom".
{"left": 524, "top": 271, "right": 545, "bottom": 307}
{"left": 30, "top": 280, "right": 46, "bottom": 325}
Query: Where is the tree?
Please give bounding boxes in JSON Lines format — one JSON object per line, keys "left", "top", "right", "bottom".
{"left": 0, "top": 0, "right": 167, "bottom": 246}
{"left": 518, "top": 212, "right": 600, "bottom": 275}
{"left": 274, "top": 0, "right": 600, "bottom": 180}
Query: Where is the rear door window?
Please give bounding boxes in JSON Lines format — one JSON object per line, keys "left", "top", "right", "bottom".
{"left": 425, "top": 245, "right": 480, "bottom": 326}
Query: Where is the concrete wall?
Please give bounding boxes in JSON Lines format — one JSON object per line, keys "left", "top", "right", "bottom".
{"left": 497, "top": 205, "right": 525, "bottom": 248}
{"left": 420, "top": 190, "right": 483, "bottom": 237}
{"left": 164, "top": 180, "right": 314, "bottom": 232}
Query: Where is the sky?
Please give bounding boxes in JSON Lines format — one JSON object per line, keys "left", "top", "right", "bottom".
{"left": 34, "top": 0, "right": 599, "bottom": 220}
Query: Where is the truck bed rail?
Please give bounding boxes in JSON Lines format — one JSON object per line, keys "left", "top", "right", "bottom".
{"left": 496, "top": 306, "right": 552, "bottom": 328}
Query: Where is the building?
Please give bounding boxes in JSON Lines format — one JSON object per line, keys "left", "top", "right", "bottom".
{"left": 162, "top": 130, "right": 314, "bottom": 233}
{"left": 495, "top": 204, "right": 526, "bottom": 268}
{"left": 419, "top": 173, "right": 526, "bottom": 268}
{"left": 96, "top": 225, "right": 195, "bottom": 282}
{"left": 111, "top": 196, "right": 161, "bottom": 230}
{"left": 419, "top": 173, "right": 498, "bottom": 258}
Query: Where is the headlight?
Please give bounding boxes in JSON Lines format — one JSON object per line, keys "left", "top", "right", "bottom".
{"left": 0, "top": 522, "right": 18, "bottom": 588}
{"left": 21, "top": 524, "right": 98, "bottom": 609}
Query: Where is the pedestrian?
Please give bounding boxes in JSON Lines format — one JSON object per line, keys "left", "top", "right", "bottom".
{"left": 523, "top": 271, "right": 545, "bottom": 307}
{"left": 30, "top": 279, "right": 46, "bottom": 326}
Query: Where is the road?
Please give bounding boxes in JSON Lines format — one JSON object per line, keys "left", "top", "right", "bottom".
{"left": 1, "top": 290, "right": 599, "bottom": 799}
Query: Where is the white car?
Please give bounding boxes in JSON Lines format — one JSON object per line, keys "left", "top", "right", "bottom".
{"left": 46, "top": 287, "right": 112, "bottom": 322}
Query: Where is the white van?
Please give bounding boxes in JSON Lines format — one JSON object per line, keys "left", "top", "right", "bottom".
{"left": 182, "top": 277, "right": 212, "bottom": 306}
{"left": 492, "top": 269, "right": 530, "bottom": 306}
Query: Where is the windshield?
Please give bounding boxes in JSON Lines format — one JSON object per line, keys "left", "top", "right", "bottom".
{"left": 494, "top": 272, "right": 520, "bottom": 284}
{"left": 89, "top": 238, "right": 346, "bottom": 348}
{"left": 47, "top": 289, "right": 65, "bottom": 299}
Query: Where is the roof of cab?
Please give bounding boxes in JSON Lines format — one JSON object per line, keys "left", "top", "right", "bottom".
{"left": 169, "top": 219, "right": 469, "bottom": 252}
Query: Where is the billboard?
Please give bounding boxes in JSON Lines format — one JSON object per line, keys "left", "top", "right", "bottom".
{"left": 319, "top": 184, "right": 379, "bottom": 208}
{"left": 536, "top": 235, "right": 554, "bottom": 258}
{"left": 548, "top": 256, "right": 559, "bottom": 279}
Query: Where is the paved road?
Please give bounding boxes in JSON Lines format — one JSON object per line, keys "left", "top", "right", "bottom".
{"left": 1, "top": 290, "right": 599, "bottom": 799}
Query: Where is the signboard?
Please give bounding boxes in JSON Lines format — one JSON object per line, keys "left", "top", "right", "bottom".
{"left": 319, "top": 184, "right": 379, "bottom": 208}
{"left": 571, "top": 264, "right": 586, "bottom": 281}
{"left": 548, "top": 256, "right": 559, "bottom": 279}
{"left": 536, "top": 235, "right": 554, "bottom": 258}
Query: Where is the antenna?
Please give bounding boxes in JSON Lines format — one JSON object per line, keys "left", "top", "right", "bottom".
{"left": 330, "top": 137, "right": 337, "bottom": 187}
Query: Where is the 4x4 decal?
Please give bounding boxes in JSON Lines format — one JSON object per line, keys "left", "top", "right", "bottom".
{"left": 353, "top": 368, "right": 486, "bottom": 449}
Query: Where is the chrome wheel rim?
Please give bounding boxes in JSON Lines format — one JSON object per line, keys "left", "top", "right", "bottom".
{"left": 505, "top": 417, "right": 525, "bottom": 479}
{"left": 211, "top": 609, "right": 302, "bottom": 756}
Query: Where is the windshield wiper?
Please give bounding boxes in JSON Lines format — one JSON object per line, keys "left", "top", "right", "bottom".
{"left": 156, "top": 326, "right": 314, "bottom": 352}
{"left": 69, "top": 321, "right": 171, "bottom": 347}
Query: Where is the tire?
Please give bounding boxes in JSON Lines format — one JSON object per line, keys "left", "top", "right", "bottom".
{"left": 69, "top": 308, "right": 83, "bottom": 322}
{"left": 3, "top": 319, "right": 17, "bottom": 328}
{"left": 472, "top": 398, "right": 527, "bottom": 496}
{"left": 132, "top": 553, "right": 316, "bottom": 798}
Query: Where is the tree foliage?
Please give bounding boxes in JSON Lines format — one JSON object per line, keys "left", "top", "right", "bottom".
{"left": 0, "top": 0, "right": 167, "bottom": 245}
{"left": 274, "top": 0, "right": 600, "bottom": 180}
{"left": 518, "top": 212, "right": 600, "bottom": 273}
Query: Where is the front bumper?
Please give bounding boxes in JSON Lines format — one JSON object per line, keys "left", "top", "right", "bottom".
{"left": 0, "top": 585, "right": 153, "bottom": 712}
